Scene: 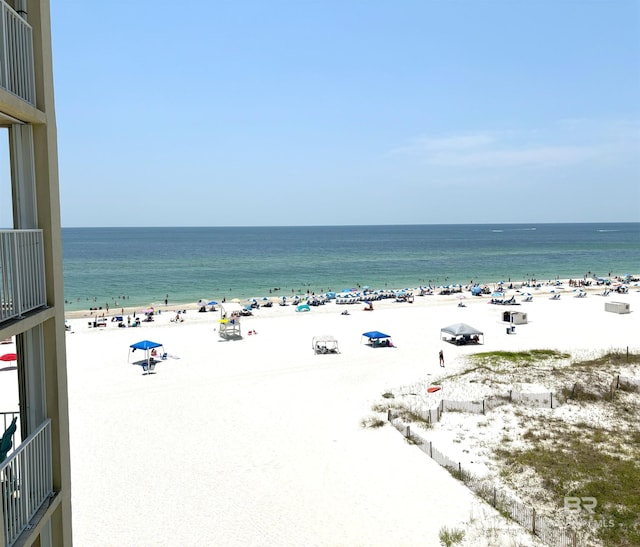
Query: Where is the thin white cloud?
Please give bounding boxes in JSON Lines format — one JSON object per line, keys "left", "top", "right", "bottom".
{"left": 428, "top": 145, "right": 596, "bottom": 168}
{"left": 389, "top": 133, "right": 494, "bottom": 156}
{"left": 389, "top": 120, "right": 638, "bottom": 169}
{"left": 419, "top": 134, "right": 495, "bottom": 151}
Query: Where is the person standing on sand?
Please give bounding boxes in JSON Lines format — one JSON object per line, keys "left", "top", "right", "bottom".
{"left": 439, "top": 350, "right": 444, "bottom": 367}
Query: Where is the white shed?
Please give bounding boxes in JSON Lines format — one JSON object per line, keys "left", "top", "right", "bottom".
{"left": 503, "top": 310, "right": 528, "bottom": 324}
{"left": 605, "top": 301, "right": 631, "bottom": 314}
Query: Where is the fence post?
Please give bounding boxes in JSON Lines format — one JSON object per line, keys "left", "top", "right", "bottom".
{"left": 550, "top": 393, "right": 553, "bottom": 408}
{"left": 616, "top": 375, "right": 620, "bottom": 389}
{"left": 482, "top": 399, "right": 485, "bottom": 415}
{"left": 429, "top": 441, "right": 432, "bottom": 458}
{"left": 387, "top": 409, "right": 392, "bottom": 422}
{"left": 532, "top": 507, "right": 536, "bottom": 534}
{"left": 509, "top": 390, "right": 512, "bottom": 402}
{"left": 458, "top": 462, "right": 462, "bottom": 479}
{"left": 492, "top": 487, "right": 496, "bottom": 507}
{"left": 405, "top": 425, "right": 410, "bottom": 438}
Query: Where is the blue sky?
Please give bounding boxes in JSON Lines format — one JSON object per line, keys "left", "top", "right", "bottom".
{"left": 45, "top": 1, "right": 640, "bottom": 226}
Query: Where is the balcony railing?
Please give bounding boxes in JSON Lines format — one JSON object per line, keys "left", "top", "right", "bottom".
{"left": 0, "top": 1, "right": 35, "bottom": 105}
{"left": 1, "top": 419, "right": 53, "bottom": 547}
{"left": 0, "top": 230, "right": 46, "bottom": 323}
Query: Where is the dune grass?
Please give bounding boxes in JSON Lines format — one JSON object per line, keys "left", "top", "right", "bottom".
{"left": 496, "top": 431, "right": 640, "bottom": 546}
{"left": 489, "top": 350, "right": 640, "bottom": 546}
{"left": 468, "top": 349, "right": 570, "bottom": 365}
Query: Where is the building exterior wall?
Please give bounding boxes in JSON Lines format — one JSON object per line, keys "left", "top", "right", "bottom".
{"left": 0, "top": 0, "right": 72, "bottom": 545}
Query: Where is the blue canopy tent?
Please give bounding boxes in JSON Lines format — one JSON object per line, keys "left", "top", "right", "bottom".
{"left": 362, "top": 331, "right": 394, "bottom": 347}
{"left": 128, "top": 340, "right": 165, "bottom": 373}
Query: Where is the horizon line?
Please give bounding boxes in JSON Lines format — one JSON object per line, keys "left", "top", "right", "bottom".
{"left": 59, "top": 221, "right": 640, "bottom": 229}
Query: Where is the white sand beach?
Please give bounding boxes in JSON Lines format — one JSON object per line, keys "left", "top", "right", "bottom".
{"left": 53, "top": 282, "right": 640, "bottom": 545}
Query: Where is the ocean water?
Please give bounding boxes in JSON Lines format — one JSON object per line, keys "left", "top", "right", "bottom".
{"left": 62, "top": 223, "right": 640, "bottom": 311}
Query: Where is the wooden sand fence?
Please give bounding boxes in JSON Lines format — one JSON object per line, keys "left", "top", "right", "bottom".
{"left": 397, "top": 390, "right": 558, "bottom": 427}
{"left": 388, "top": 411, "right": 580, "bottom": 547}
{"left": 614, "top": 375, "right": 640, "bottom": 392}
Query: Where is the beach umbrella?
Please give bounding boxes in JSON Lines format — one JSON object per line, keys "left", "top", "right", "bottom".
{"left": 230, "top": 298, "right": 241, "bottom": 303}
{"left": 207, "top": 301, "right": 218, "bottom": 306}
{"left": 456, "top": 294, "right": 466, "bottom": 300}
{"left": 0, "top": 353, "right": 17, "bottom": 363}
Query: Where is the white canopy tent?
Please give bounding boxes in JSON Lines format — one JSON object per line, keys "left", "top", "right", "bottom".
{"left": 440, "top": 323, "right": 483, "bottom": 345}
{"left": 312, "top": 335, "right": 339, "bottom": 354}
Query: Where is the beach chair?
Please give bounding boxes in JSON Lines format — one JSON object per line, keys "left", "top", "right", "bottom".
{"left": 142, "top": 359, "right": 157, "bottom": 374}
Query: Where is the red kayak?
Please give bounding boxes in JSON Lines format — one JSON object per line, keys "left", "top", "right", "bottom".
{"left": 427, "top": 386, "right": 441, "bottom": 393}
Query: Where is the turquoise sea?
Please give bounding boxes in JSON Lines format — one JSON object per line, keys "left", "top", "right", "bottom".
{"left": 62, "top": 223, "right": 640, "bottom": 312}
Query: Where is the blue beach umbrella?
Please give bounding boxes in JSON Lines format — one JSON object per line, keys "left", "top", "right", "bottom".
{"left": 208, "top": 301, "right": 218, "bottom": 306}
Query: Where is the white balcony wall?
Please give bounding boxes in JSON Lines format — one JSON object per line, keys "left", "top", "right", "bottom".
{"left": 1, "top": 419, "right": 53, "bottom": 547}
{"left": 0, "top": 2, "right": 35, "bottom": 105}
{"left": 0, "top": 230, "right": 46, "bottom": 322}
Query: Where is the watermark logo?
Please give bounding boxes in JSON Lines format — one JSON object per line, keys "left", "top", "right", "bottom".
{"left": 564, "top": 496, "right": 597, "bottom": 514}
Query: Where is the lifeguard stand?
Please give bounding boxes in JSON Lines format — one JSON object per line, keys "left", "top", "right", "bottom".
{"left": 219, "top": 303, "right": 243, "bottom": 339}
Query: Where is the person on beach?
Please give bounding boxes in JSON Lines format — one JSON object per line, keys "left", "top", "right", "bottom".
{"left": 439, "top": 350, "right": 444, "bottom": 367}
